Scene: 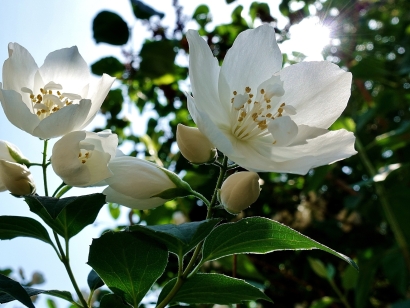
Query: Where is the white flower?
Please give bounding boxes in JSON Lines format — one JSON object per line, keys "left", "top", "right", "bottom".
{"left": 0, "top": 160, "right": 35, "bottom": 195}
{"left": 0, "top": 43, "right": 115, "bottom": 139}
{"left": 219, "top": 171, "right": 260, "bottom": 214}
{"left": 103, "top": 156, "right": 192, "bottom": 209}
{"left": 51, "top": 130, "right": 118, "bottom": 187}
{"left": 176, "top": 124, "right": 217, "bottom": 164}
{"left": 186, "top": 25, "right": 357, "bottom": 174}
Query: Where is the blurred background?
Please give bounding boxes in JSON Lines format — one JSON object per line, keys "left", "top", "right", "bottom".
{"left": 1, "top": 0, "right": 410, "bottom": 307}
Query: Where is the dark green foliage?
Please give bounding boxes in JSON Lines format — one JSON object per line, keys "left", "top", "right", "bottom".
{"left": 91, "top": 56, "right": 124, "bottom": 77}
{"left": 87, "top": 270, "right": 104, "bottom": 291}
{"left": 157, "top": 273, "right": 272, "bottom": 305}
{"left": 0, "top": 216, "right": 53, "bottom": 246}
{"left": 128, "top": 219, "right": 221, "bottom": 257}
{"left": 139, "top": 40, "right": 178, "bottom": 80}
{"left": 93, "top": 11, "right": 129, "bottom": 45}
{"left": 0, "top": 274, "right": 35, "bottom": 308}
{"left": 24, "top": 194, "right": 106, "bottom": 240}
{"left": 88, "top": 231, "right": 168, "bottom": 307}
{"left": 130, "top": 0, "right": 164, "bottom": 20}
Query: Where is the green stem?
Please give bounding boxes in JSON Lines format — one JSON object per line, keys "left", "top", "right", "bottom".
{"left": 356, "top": 138, "right": 410, "bottom": 271}
{"left": 27, "top": 163, "right": 43, "bottom": 167}
{"left": 42, "top": 140, "right": 49, "bottom": 196}
{"left": 52, "top": 182, "right": 66, "bottom": 197}
{"left": 55, "top": 185, "right": 73, "bottom": 199}
{"left": 190, "top": 191, "right": 211, "bottom": 207}
{"left": 209, "top": 156, "right": 229, "bottom": 211}
{"left": 53, "top": 231, "right": 88, "bottom": 308}
{"left": 156, "top": 156, "right": 230, "bottom": 308}
{"left": 87, "top": 289, "right": 95, "bottom": 308}
{"left": 329, "top": 279, "right": 351, "bottom": 308}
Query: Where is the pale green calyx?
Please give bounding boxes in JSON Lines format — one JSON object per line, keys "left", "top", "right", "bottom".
{"left": 7, "top": 145, "right": 30, "bottom": 166}
{"left": 157, "top": 166, "right": 193, "bottom": 194}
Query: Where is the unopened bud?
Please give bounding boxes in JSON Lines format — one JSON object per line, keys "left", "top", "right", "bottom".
{"left": 0, "top": 160, "right": 36, "bottom": 195}
{"left": 0, "top": 140, "right": 30, "bottom": 166}
{"left": 219, "top": 172, "right": 260, "bottom": 214}
{"left": 176, "top": 124, "right": 217, "bottom": 164}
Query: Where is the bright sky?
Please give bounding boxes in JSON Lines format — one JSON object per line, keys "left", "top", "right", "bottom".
{"left": 0, "top": 1, "right": 330, "bottom": 307}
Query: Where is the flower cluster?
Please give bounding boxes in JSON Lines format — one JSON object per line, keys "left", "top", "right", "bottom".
{"left": 0, "top": 44, "right": 192, "bottom": 209}
{"left": 0, "top": 24, "right": 356, "bottom": 213}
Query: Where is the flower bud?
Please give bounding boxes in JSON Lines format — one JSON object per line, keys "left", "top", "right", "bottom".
{"left": 176, "top": 124, "right": 217, "bottom": 164}
{"left": 51, "top": 130, "right": 118, "bottom": 187}
{"left": 0, "top": 140, "right": 30, "bottom": 166}
{"left": 103, "top": 156, "right": 193, "bottom": 209}
{"left": 220, "top": 171, "right": 260, "bottom": 214}
{"left": 0, "top": 160, "right": 36, "bottom": 195}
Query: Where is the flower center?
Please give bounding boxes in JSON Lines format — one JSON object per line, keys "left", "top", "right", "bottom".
{"left": 229, "top": 76, "right": 297, "bottom": 143}
{"left": 78, "top": 149, "right": 92, "bottom": 164}
{"left": 21, "top": 81, "right": 82, "bottom": 119}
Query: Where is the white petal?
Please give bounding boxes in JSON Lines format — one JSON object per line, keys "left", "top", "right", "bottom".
{"left": 236, "top": 129, "right": 356, "bottom": 174}
{"left": 44, "top": 81, "right": 63, "bottom": 91}
{"left": 280, "top": 61, "right": 352, "bottom": 128}
{"left": 80, "top": 74, "right": 115, "bottom": 129}
{"left": 0, "top": 160, "right": 35, "bottom": 195}
{"left": 81, "top": 150, "right": 113, "bottom": 186}
{"left": 0, "top": 89, "right": 40, "bottom": 135}
{"left": 220, "top": 25, "right": 282, "bottom": 97}
{"left": 268, "top": 116, "right": 298, "bottom": 146}
{"left": 84, "top": 130, "right": 118, "bottom": 159}
{"left": 2, "top": 43, "right": 38, "bottom": 92}
{"left": 103, "top": 186, "right": 166, "bottom": 210}
{"left": 186, "top": 30, "right": 229, "bottom": 124}
{"left": 105, "top": 157, "right": 175, "bottom": 199}
{"left": 39, "top": 46, "right": 89, "bottom": 94}
{"left": 288, "top": 125, "right": 328, "bottom": 146}
{"left": 187, "top": 94, "right": 237, "bottom": 156}
{"left": 32, "top": 99, "right": 91, "bottom": 139}
{"left": 51, "top": 131, "right": 91, "bottom": 186}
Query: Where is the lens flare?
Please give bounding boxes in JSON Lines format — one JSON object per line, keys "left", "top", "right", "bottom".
{"left": 283, "top": 16, "right": 331, "bottom": 61}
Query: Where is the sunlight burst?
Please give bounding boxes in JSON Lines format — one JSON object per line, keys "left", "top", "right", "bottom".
{"left": 285, "top": 16, "right": 331, "bottom": 61}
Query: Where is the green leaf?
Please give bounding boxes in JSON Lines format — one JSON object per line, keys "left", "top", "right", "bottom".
{"left": 201, "top": 217, "right": 358, "bottom": 270}
{"left": 87, "top": 270, "right": 104, "bottom": 291}
{"left": 0, "top": 274, "right": 35, "bottom": 308}
{"left": 0, "top": 286, "right": 76, "bottom": 306}
{"left": 42, "top": 290, "right": 75, "bottom": 304}
{"left": 0, "top": 216, "right": 53, "bottom": 246}
{"left": 128, "top": 219, "right": 221, "bottom": 257}
{"left": 91, "top": 57, "right": 124, "bottom": 77}
{"left": 24, "top": 194, "right": 106, "bottom": 241}
{"left": 341, "top": 262, "right": 358, "bottom": 291}
{"left": 310, "top": 296, "right": 335, "bottom": 308}
{"left": 355, "top": 250, "right": 379, "bottom": 308}
{"left": 130, "top": 0, "right": 164, "bottom": 20}
{"left": 100, "top": 293, "right": 132, "bottom": 308}
{"left": 193, "top": 5, "right": 211, "bottom": 29}
{"left": 139, "top": 40, "right": 177, "bottom": 79}
{"left": 88, "top": 231, "right": 168, "bottom": 307}
{"left": 157, "top": 273, "right": 272, "bottom": 305}
{"left": 308, "top": 257, "right": 329, "bottom": 279}
{"left": 108, "top": 203, "right": 121, "bottom": 220}
{"left": 93, "top": 11, "right": 129, "bottom": 45}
